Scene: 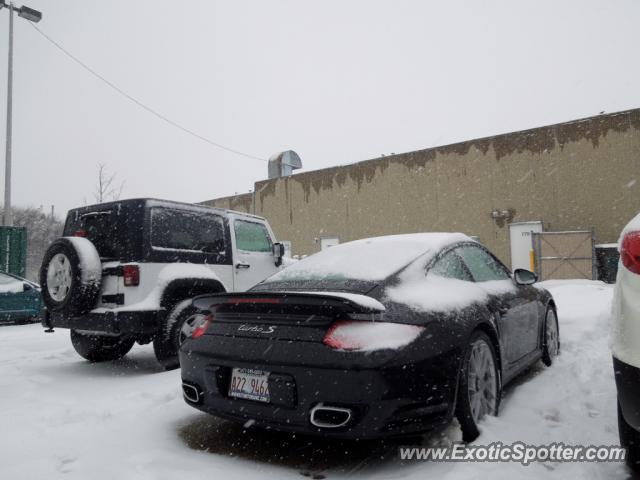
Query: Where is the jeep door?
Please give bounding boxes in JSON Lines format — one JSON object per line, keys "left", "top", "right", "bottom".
{"left": 231, "top": 218, "right": 279, "bottom": 291}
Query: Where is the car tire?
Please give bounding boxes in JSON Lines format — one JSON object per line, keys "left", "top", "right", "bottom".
{"left": 618, "top": 400, "right": 640, "bottom": 472}
{"left": 40, "top": 237, "right": 102, "bottom": 315}
{"left": 542, "top": 306, "right": 560, "bottom": 367}
{"left": 70, "top": 329, "right": 135, "bottom": 362}
{"left": 13, "top": 316, "right": 37, "bottom": 325}
{"left": 153, "top": 299, "right": 204, "bottom": 371}
{"left": 455, "top": 330, "right": 501, "bottom": 443}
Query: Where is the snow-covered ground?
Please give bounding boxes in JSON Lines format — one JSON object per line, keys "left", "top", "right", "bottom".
{"left": 0, "top": 281, "right": 630, "bottom": 479}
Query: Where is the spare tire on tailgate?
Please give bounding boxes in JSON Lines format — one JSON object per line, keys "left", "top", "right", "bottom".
{"left": 40, "top": 237, "right": 102, "bottom": 315}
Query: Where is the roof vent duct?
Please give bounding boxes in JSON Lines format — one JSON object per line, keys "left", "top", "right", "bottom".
{"left": 268, "top": 150, "right": 302, "bottom": 179}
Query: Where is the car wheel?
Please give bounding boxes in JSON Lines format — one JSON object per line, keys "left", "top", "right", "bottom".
{"left": 542, "top": 306, "right": 560, "bottom": 367}
{"left": 456, "top": 331, "right": 501, "bottom": 442}
{"left": 13, "top": 316, "right": 31, "bottom": 325}
{"left": 39, "top": 237, "right": 102, "bottom": 315}
{"left": 70, "top": 330, "right": 135, "bottom": 362}
{"left": 153, "top": 299, "right": 204, "bottom": 371}
{"left": 618, "top": 400, "right": 640, "bottom": 472}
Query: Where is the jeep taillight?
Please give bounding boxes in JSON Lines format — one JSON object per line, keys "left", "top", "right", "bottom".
{"left": 621, "top": 231, "right": 640, "bottom": 275}
{"left": 122, "top": 264, "right": 140, "bottom": 286}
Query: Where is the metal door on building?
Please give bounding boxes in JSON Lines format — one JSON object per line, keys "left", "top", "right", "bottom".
{"left": 509, "top": 221, "right": 543, "bottom": 271}
{"left": 531, "top": 230, "right": 595, "bottom": 281}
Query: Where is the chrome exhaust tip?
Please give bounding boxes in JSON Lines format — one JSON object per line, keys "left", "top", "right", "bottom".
{"left": 182, "top": 382, "right": 202, "bottom": 404}
{"left": 309, "top": 404, "right": 353, "bottom": 429}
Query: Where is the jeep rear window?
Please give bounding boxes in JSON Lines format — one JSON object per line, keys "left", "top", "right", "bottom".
{"left": 64, "top": 206, "right": 144, "bottom": 261}
{"left": 79, "top": 212, "right": 118, "bottom": 259}
{"left": 150, "top": 207, "right": 226, "bottom": 253}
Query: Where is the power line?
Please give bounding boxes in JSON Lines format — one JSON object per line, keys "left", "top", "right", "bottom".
{"left": 28, "top": 23, "right": 267, "bottom": 163}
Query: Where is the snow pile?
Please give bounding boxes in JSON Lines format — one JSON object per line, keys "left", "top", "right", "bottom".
{"left": 324, "top": 321, "right": 423, "bottom": 352}
{"left": 65, "top": 236, "right": 101, "bottom": 285}
{"left": 0, "top": 280, "right": 626, "bottom": 480}
{"left": 422, "top": 280, "right": 621, "bottom": 480}
{"left": 267, "top": 233, "right": 471, "bottom": 282}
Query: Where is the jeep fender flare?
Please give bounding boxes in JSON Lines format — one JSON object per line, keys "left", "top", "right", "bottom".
{"left": 159, "top": 277, "right": 227, "bottom": 311}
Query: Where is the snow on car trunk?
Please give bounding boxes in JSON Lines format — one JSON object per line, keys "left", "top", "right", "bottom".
{"left": 0, "top": 280, "right": 627, "bottom": 479}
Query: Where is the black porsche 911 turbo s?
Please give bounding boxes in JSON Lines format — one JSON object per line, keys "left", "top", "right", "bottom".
{"left": 178, "top": 233, "right": 559, "bottom": 441}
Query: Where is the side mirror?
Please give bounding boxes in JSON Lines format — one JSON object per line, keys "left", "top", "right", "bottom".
{"left": 23, "top": 282, "right": 33, "bottom": 292}
{"left": 273, "top": 242, "right": 285, "bottom": 267}
{"left": 514, "top": 268, "right": 537, "bottom": 286}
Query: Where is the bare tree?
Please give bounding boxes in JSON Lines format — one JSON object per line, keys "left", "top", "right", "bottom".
{"left": 94, "top": 163, "right": 125, "bottom": 203}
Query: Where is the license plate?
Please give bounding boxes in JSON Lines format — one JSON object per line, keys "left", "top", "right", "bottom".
{"left": 228, "top": 368, "right": 270, "bottom": 403}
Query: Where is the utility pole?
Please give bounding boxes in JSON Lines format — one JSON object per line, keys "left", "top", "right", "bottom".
{"left": 3, "top": 3, "right": 13, "bottom": 226}
{"left": 0, "top": 2, "right": 42, "bottom": 226}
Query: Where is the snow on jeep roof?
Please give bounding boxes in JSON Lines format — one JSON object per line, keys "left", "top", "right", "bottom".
{"left": 265, "top": 232, "right": 471, "bottom": 282}
{"left": 68, "top": 198, "right": 266, "bottom": 221}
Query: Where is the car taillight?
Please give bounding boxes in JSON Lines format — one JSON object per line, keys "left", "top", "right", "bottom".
{"left": 323, "top": 320, "right": 424, "bottom": 352}
{"left": 122, "top": 264, "right": 140, "bottom": 286}
{"left": 73, "top": 230, "right": 87, "bottom": 237}
{"left": 191, "top": 314, "right": 213, "bottom": 339}
{"left": 621, "top": 231, "right": 640, "bottom": 275}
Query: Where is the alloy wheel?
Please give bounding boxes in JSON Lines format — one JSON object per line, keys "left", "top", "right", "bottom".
{"left": 46, "top": 253, "right": 72, "bottom": 302}
{"left": 545, "top": 309, "right": 559, "bottom": 358}
{"left": 467, "top": 339, "right": 498, "bottom": 424}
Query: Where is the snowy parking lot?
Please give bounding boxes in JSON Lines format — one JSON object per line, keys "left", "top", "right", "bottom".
{"left": 0, "top": 281, "right": 631, "bottom": 480}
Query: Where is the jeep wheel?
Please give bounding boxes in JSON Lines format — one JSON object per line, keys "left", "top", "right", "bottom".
{"left": 153, "top": 299, "right": 204, "bottom": 370}
{"left": 40, "top": 237, "right": 102, "bottom": 315}
{"left": 70, "top": 330, "right": 135, "bottom": 362}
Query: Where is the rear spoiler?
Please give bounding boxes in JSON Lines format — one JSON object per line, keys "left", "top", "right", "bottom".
{"left": 192, "top": 291, "right": 385, "bottom": 314}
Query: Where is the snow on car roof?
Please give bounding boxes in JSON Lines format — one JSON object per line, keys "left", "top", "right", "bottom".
{"left": 267, "top": 232, "right": 471, "bottom": 282}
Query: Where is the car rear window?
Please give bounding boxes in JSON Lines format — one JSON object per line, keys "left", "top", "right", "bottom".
{"left": 150, "top": 207, "right": 226, "bottom": 253}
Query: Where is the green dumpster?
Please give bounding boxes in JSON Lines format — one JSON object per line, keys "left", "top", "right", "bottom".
{"left": 0, "top": 226, "right": 27, "bottom": 277}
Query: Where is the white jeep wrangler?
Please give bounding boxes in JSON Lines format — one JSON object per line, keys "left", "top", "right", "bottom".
{"left": 40, "top": 198, "right": 285, "bottom": 369}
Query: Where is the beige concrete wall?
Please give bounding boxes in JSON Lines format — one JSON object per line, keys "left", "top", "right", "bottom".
{"left": 201, "top": 192, "right": 253, "bottom": 214}
{"left": 204, "top": 109, "right": 640, "bottom": 265}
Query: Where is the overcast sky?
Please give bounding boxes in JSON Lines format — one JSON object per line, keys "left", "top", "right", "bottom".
{"left": 0, "top": 0, "right": 638, "bottom": 216}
